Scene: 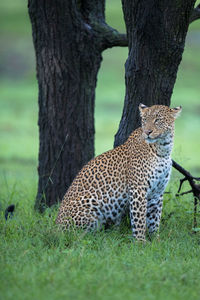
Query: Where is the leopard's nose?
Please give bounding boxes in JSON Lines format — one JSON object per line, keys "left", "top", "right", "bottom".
{"left": 144, "top": 129, "right": 153, "bottom": 136}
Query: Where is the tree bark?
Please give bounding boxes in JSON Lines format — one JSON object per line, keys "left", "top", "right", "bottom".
{"left": 28, "top": 0, "right": 127, "bottom": 211}
{"left": 114, "top": 0, "right": 196, "bottom": 147}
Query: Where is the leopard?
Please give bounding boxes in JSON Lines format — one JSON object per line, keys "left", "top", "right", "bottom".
{"left": 56, "top": 104, "right": 182, "bottom": 241}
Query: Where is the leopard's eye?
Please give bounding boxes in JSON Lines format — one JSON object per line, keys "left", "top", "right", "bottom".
{"left": 154, "top": 119, "right": 160, "bottom": 125}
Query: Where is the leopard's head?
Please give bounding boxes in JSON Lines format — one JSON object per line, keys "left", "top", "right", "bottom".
{"left": 139, "top": 104, "right": 182, "bottom": 144}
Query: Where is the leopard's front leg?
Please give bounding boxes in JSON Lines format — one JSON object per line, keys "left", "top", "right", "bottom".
{"left": 146, "top": 196, "right": 163, "bottom": 237}
{"left": 129, "top": 188, "right": 147, "bottom": 241}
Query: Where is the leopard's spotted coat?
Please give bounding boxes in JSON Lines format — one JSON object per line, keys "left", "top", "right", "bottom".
{"left": 56, "top": 104, "right": 181, "bottom": 241}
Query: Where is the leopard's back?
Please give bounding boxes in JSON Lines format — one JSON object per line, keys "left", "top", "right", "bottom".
{"left": 56, "top": 144, "right": 129, "bottom": 229}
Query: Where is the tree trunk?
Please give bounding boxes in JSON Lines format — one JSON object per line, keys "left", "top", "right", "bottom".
{"left": 114, "top": 0, "right": 195, "bottom": 147}
{"left": 28, "top": 0, "right": 127, "bottom": 211}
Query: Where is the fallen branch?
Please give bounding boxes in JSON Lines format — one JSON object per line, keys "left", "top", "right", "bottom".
{"left": 172, "top": 160, "right": 200, "bottom": 229}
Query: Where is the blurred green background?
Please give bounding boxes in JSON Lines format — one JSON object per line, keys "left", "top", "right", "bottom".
{"left": 0, "top": 0, "right": 200, "bottom": 201}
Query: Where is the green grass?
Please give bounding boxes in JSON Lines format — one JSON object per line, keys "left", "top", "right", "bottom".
{"left": 1, "top": 187, "right": 200, "bottom": 300}
{"left": 1, "top": 1, "right": 200, "bottom": 299}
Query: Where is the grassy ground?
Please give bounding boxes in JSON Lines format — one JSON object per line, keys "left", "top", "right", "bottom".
{"left": 1, "top": 193, "right": 200, "bottom": 300}
{"left": 1, "top": 1, "right": 200, "bottom": 299}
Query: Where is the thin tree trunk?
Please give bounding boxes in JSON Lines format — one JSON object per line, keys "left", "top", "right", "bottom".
{"left": 28, "top": 0, "right": 127, "bottom": 211}
{"left": 114, "top": 0, "right": 195, "bottom": 147}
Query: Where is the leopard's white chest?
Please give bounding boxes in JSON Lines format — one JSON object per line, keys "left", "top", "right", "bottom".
{"left": 147, "top": 158, "right": 172, "bottom": 199}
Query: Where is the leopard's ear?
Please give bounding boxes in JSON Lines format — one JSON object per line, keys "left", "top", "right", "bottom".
{"left": 139, "top": 103, "right": 148, "bottom": 115}
{"left": 171, "top": 106, "right": 182, "bottom": 119}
